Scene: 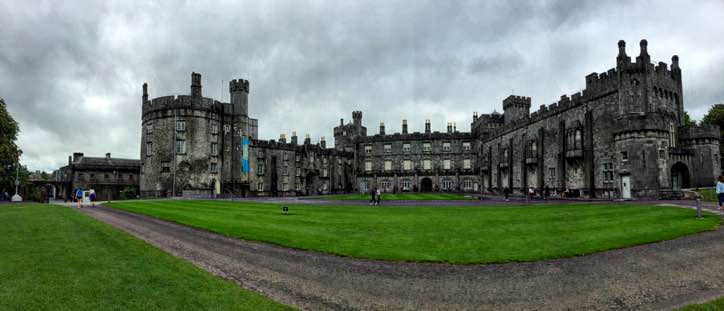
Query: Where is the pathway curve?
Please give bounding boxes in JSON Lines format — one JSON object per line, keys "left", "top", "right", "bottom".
{"left": 78, "top": 205, "right": 723, "bottom": 311}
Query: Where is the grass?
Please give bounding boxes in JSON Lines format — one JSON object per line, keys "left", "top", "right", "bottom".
{"left": 0, "top": 203, "right": 291, "bottom": 311}
{"left": 697, "top": 188, "right": 717, "bottom": 202}
{"left": 678, "top": 297, "right": 724, "bottom": 311}
{"left": 308, "top": 192, "right": 475, "bottom": 200}
{"left": 107, "top": 200, "right": 720, "bottom": 264}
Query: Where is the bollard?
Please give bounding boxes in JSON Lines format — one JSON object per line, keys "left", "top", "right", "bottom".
{"left": 696, "top": 198, "right": 702, "bottom": 219}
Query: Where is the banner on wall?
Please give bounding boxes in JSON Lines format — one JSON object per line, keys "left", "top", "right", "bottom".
{"left": 242, "top": 136, "right": 249, "bottom": 173}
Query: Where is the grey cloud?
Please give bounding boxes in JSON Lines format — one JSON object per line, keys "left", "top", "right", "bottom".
{"left": 1, "top": 0, "right": 723, "bottom": 171}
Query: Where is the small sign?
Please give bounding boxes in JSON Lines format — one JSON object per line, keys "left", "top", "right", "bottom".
{"left": 282, "top": 206, "right": 289, "bottom": 215}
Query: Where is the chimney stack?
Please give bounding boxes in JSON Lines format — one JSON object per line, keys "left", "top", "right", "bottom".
{"left": 105, "top": 153, "right": 111, "bottom": 160}
{"left": 291, "top": 131, "right": 298, "bottom": 145}
{"left": 191, "top": 72, "right": 202, "bottom": 97}
{"left": 304, "top": 133, "right": 311, "bottom": 145}
{"left": 320, "top": 137, "right": 326, "bottom": 149}
{"left": 425, "top": 119, "right": 431, "bottom": 133}
{"left": 279, "top": 133, "right": 286, "bottom": 144}
{"left": 402, "top": 119, "right": 408, "bottom": 134}
{"left": 379, "top": 122, "right": 385, "bottom": 135}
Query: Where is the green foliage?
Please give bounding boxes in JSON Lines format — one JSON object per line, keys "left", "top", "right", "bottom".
{"left": 312, "top": 193, "right": 475, "bottom": 200}
{"left": 701, "top": 103, "right": 724, "bottom": 127}
{"left": 0, "top": 99, "right": 24, "bottom": 193}
{"left": 697, "top": 188, "right": 717, "bottom": 202}
{"left": 0, "top": 203, "right": 290, "bottom": 310}
{"left": 119, "top": 186, "right": 137, "bottom": 200}
{"left": 109, "top": 200, "right": 719, "bottom": 264}
{"left": 682, "top": 111, "right": 696, "bottom": 126}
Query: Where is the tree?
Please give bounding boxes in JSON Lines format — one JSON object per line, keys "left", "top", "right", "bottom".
{"left": 0, "top": 98, "right": 25, "bottom": 194}
{"left": 701, "top": 104, "right": 724, "bottom": 128}
{"left": 682, "top": 111, "right": 696, "bottom": 126}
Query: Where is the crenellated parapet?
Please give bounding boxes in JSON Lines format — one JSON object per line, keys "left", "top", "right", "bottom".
{"left": 229, "top": 79, "right": 250, "bottom": 93}
{"left": 679, "top": 124, "right": 720, "bottom": 145}
{"left": 142, "top": 95, "right": 224, "bottom": 119}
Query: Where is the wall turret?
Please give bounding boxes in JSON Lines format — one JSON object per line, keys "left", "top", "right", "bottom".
{"left": 191, "top": 72, "right": 202, "bottom": 97}
{"left": 503, "top": 95, "right": 531, "bottom": 125}
{"left": 636, "top": 39, "right": 650, "bottom": 64}
{"left": 230, "top": 78, "right": 250, "bottom": 116}
{"left": 379, "top": 122, "right": 386, "bottom": 135}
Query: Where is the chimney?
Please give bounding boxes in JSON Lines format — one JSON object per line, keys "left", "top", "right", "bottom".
{"left": 320, "top": 137, "right": 326, "bottom": 149}
{"left": 304, "top": 133, "right": 311, "bottom": 145}
{"left": 72, "top": 152, "right": 84, "bottom": 162}
{"left": 68, "top": 156, "right": 71, "bottom": 166}
{"left": 291, "top": 131, "right": 298, "bottom": 145}
{"left": 402, "top": 119, "right": 408, "bottom": 134}
{"left": 191, "top": 72, "right": 202, "bottom": 97}
{"left": 279, "top": 133, "right": 286, "bottom": 144}
{"left": 447, "top": 122, "right": 452, "bottom": 133}
{"left": 637, "top": 39, "right": 650, "bottom": 63}
{"left": 453, "top": 122, "right": 457, "bottom": 132}
{"left": 340, "top": 118, "right": 344, "bottom": 126}
{"left": 105, "top": 153, "right": 111, "bottom": 160}
{"left": 379, "top": 122, "right": 385, "bottom": 135}
{"left": 425, "top": 119, "right": 431, "bottom": 133}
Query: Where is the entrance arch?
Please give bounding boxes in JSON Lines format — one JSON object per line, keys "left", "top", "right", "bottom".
{"left": 671, "top": 162, "right": 691, "bottom": 190}
{"left": 420, "top": 178, "right": 433, "bottom": 192}
{"left": 305, "top": 172, "right": 319, "bottom": 195}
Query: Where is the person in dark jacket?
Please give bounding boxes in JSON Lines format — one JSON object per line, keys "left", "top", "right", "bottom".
{"left": 369, "top": 187, "right": 376, "bottom": 205}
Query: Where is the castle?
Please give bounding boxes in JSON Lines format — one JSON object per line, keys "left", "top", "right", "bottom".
{"left": 137, "top": 40, "right": 720, "bottom": 199}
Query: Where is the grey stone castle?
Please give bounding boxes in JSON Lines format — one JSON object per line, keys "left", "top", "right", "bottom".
{"left": 138, "top": 40, "right": 720, "bottom": 199}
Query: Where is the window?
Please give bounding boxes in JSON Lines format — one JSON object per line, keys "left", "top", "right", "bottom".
{"left": 323, "top": 183, "right": 328, "bottom": 191}
{"left": 423, "top": 159, "right": 432, "bottom": 170}
{"left": 380, "top": 181, "right": 391, "bottom": 191}
{"left": 462, "top": 142, "right": 471, "bottom": 151}
{"left": 146, "top": 142, "right": 153, "bottom": 156}
{"left": 146, "top": 123, "right": 153, "bottom": 135}
{"left": 323, "top": 157, "right": 328, "bottom": 164}
{"left": 403, "top": 160, "right": 412, "bottom": 171}
{"left": 423, "top": 143, "right": 432, "bottom": 152}
{"left": 443, "top": 159, "right": 451, "bottom": 170}
{"left": 443, "top": 142, "right": 451, "bottom": 152}
{"left": 257, "top": 150, "right": 265, "bottom": 158}
{"left": 548, "top": 167, "right": 555, "bottom": 181}
{"left": 104, "top": 174, "right": 109, "bottom": 179}
{"left": 342, "top": 131, "right": 347, "bottom": 136}
{"left": 283, "top": 153, "right": 289, "bottom": 161}
{"left": 257, "top": 182, "right": 263, "bottom": 191}
{"left": 175, "top": 140, "right": 186, "bottom": 154}
{"left": 161, "top": 161, "right": 171, "bottom": 173}
{"left": 296, "top": 167, "right": 301, "bottom": 176}
{"left": 361, "top": 180, "right": 369, "bottom": 191}
{"left": 442, "top": 180, "right": 453, "bottom": 190}
{"left": 322, "top": 168, "right": 328, "bottom": 177}
{"left": 295, "top": 182, "right": 301, "bottom": 191}
{"left": 384, "top": 144, "right": 392, "bottom": 153}
{"left": 463, "top": 179, "right": 472, "bottom": 190}
{"left": 296, "top": 154, "right": 301, "bottom": 162}
{"left": 176, "top": 120, "right": 186, "bottom": 131}
{"left": 223, "top": 124, "right": 231, "bottom": 133}
{"left": 282, "top": 182, "right": 288, "bottom": 191}
{"left": 211, "top": 143, "right": 218, "bottom": 155}
{"left": 257, "top": 163, "right": 265, "bottom": 175}
{"left": 282, "top": 166, "right": 288, "bottom": 175}
{"left": 403, "top": 143, "right": 411, "bottom": 153}
{"left": 400, "top": 180, "right": 411, "bottom": 190}
{"left": 658, "top": 148, "right": 666, "bottom": 159}
{"left": 602, "top": 163, "right": 614, "bottom": 183}
{"left": 365, "top": 145, "right": 372, "bottom": 154}
{"left": 209, "top": 162, "right": 218, "bottom": 173}
{"left": 621, "top": 151, "right": 628, "bottom": 162}
{"left": 90, "top": 173, "right": 95, "bottom": 180}
{"left": 129, "top": 174, "right": 135, "bottom": 180}
{"left": 669, "top": 123, "right": 676, "bottom": 148}
{"left": 384, "top": 160, "right": 392, "bottom": 171}
{"left": 365, "top": 161, "right": 372, "bottom": 172}
{"left": 210, "top": 123, "right": 218, "bottom": 134}
{"left": 463, "top": 159, "right": 471, "bottom": 169}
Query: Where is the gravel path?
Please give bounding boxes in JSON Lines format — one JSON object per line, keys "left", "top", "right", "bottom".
{"left": 79, "top": 205, "right": 723, "bottom": 311}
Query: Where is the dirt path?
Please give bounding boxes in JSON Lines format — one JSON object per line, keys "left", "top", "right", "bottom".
{"left": 79, "top": 205, "right": 723, "bottom": 311}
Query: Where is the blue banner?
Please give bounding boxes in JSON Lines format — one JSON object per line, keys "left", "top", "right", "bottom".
{"left": 242, "top": 136, "right": 249, "bottom": 173}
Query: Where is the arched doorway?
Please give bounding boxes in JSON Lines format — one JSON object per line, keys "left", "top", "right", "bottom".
{"left": 671, "top": 162, "right": 691, "bottom": 190}
{"left": 305, "top": 172, "right": 319, "bottom": 195}
{"left": 420, "top": 178, "right": 433, "bottom": 192}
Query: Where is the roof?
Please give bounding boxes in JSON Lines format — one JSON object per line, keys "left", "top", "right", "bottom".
{"left": 73, "top": 156, "right": 140, "bottom": 169}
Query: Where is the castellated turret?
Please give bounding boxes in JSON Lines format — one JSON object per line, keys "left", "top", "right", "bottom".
{"left": 191, "top": 72, "right": 202, "bottom": 97}
{"left": 230, "top": 78, "right": 250, "bottom": 116}
{"left": 502, "top": 95, "right": 531, "bottom": 125}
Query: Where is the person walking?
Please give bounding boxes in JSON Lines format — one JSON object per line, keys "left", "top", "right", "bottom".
{"left": 716, "top": 175, "right": 724, "bottom": 211}
{"left": 75, "top": 188, "right": 84, "bottom": 209}
{"left": 89, "top": 189, "right": 96, "bottom": 208}
{"left": 369, "top": 187, "right": 376, "bottom": 205}
{"left": 544, "top": 185, "right": 551, "bottom": 200}
{"left": 503, "top": 187, "right": 510, "bottom": 202}
{"left": 376, "top": 188, "right": 382, "bottom": 205}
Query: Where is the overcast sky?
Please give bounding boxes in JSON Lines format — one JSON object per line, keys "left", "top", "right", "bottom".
{"left": 2, "top": 0, "right": 724, "bottom": 172}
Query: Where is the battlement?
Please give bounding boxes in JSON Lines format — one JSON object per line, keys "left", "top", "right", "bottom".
{"left": 679, "top": 124, "right": 720, "bottom": 142}
{"left": 352, "top": 111, "right": 362, "bottom": 120}
{"left": 142, "top": 95, "right": 225, "bottom": 118}
{"left": 502, "top": 95, "right": 531, "bottom": 109}
{"left": 229, "top": 79, "right": 250, "bottom": 93}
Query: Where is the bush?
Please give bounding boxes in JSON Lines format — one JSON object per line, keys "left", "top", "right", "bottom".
{"left": 119, "top": 187, "right": 137, "bottom": 200}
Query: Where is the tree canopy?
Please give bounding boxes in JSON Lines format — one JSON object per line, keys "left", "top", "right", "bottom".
{"left": 0, "top": 99, "right": 24, "bottom": 193}
{"left": 702, "top": 104, "right": 724, "bottom": 128}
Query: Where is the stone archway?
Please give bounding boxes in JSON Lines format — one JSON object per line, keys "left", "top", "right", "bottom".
{"left": 420, "top": 178, "right": 433, "bottom": 192}
{"left": 671, "top": 162, "right": 691, "bottom": 190}
{"left": 305, "top": 172, "right": 319, "bottom": 195}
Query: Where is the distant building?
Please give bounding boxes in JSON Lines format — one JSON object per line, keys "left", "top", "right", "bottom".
{"left": 58, "top": 152, "right": 140, "bottom": 201}
{"left": 136, "top": 39, "right": 719, "bottom": 199}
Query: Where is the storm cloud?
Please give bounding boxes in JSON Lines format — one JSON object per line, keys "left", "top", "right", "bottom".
{"left": 2, "top": 0, "right": 724, "bottom": 171}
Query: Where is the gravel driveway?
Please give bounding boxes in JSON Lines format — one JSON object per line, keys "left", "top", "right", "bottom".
{"left": 80, "top": 205, "right": 723, "bottom": 311}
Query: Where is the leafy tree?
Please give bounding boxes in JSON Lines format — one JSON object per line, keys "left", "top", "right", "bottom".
{"left": 701, "top": 104, "right": 724, "bottom": 128}
{"left": 0, "top": 98, "right": 25, "bottom": 194}
{"left": 682, "top": 111, "right": 696, "bottom": 126}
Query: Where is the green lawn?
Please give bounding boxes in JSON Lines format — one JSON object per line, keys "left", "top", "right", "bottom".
{"left": 107, "top": 200, "right": 720, "bottom": 264}
{"left": 697, "top": 188, "right": 717, "bottom": 202}
{"left": 308, "top": 192, "right": 475, "bottom": 200}
{"left": 678, "top": 297, "right": 724, "bottom": 311}
{"left": 0, "top": 203, "right": 291, "bottom": 311}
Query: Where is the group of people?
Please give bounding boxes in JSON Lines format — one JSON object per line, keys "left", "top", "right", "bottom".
{"left": 72, "top": 188, "right": 96, "bottom": 208}
{"left": 368, "top": 187, "right": 382, "bottom": 205}
{"left": 502, "top": 186, "right": 553, "bottom": 201}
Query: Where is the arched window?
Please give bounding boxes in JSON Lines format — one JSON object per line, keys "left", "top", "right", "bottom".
{"left": 669, "top": 123, "right": 676, "bottom": 148}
